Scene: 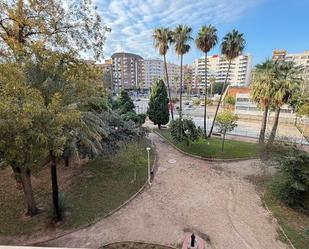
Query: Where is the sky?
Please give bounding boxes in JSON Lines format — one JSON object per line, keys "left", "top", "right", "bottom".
{"left": 94, "top": 0, "right": 309, "bottom": 66}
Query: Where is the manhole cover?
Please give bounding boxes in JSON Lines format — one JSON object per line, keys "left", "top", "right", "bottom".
{"left": 168, "top": 159, "right": 177, "bottom": 164}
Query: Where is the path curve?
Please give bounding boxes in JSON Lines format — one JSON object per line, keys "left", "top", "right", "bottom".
{"left": 42, "top": 133, "right": 287, "bottom": 249}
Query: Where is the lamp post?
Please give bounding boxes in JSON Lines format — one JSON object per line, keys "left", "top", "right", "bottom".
{"left": 146, "top": 147, "right": 151, "bottom": 185}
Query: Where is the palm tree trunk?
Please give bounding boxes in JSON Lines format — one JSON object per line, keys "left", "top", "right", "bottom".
{"left": 179, "top": 55, "right": 183, "bottom": 120}
{"left": 50, "top": 151, "right": 61, "bottom": 221}
{"left": 259, "top": 104, "right": 269, "bottom": 144}
{"left": 203, "top": 52, "right": 208, "bottom": 138}
{"left": 164, "top": 55, "right": 174, "bottom": 120}
{"left": 268, "top": 107, "right": 281, "bottom": 144}
{"left": 18, "top": 168, "right": 39, "bottom": 216}
{"left": 208, "top": 60, "right": 232, "bottom": 138}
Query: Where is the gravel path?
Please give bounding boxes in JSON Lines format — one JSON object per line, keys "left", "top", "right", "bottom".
{"left": 42, "top": 133, "right": 287, "bottom": 249}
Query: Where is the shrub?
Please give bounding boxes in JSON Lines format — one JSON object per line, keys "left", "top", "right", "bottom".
{"left": 270, "top": 147, "right": 309, "bottom": 210}
{"left": 192, "top": 99, "right": 200, "bottom": 106}
{"left": 170, "top": 118, "right": 201, "bottom": 146}
{"left": 121, "top": 112, "right": 146, "bottom": 126}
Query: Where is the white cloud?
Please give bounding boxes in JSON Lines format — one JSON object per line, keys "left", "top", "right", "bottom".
{"left": 94, "top": 0, "right": 260, "bottom": 62}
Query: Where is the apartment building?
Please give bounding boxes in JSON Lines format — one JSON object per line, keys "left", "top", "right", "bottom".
{"left": 144, "top": 58, "right": 164, "bottom": 89}
{"left": 111, "top": 52, "right": 144, "bottom": 92}
{"left": 192, "top": 54, "right": 253, "bottom": 88}
{"left": 272, "top": 50, "right": 309, "bottom": 82}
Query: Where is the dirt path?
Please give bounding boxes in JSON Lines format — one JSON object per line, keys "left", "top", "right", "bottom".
{"left": 41, "top": 133, "right": 287, "bottom": 249}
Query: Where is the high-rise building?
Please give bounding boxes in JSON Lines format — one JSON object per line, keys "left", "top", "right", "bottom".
{"left": 111, "top": 52, "right": 144, "bottom": 92}
{"left": 192, "top": 53, "right": 253, "bottom": 89}
{"left": 143, "top": 59, "right": 181, "bottom": 89}
{"left": 272, "top": 49, "right": 287, "bottom": 62}
{"left": 144, "top": 58, "right": 164, "bottom": 89}
{"left": 284, "top": 51, "right": 309, "bottom": 82}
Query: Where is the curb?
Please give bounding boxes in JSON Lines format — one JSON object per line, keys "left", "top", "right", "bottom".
{"left": 154, "top": 131, "right": 258, "bottom": 162}
{"left": 25, "top": 142, "right": 157, "bottom": 247}
{"left": 99, "top": 241, "right": 177, "bottom": 249}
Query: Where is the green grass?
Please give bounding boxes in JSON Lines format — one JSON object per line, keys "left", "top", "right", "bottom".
{"left": 63, "top": 139, "right": 154, "bottom": 229}
{"left": 0, "top": 138, "right": 154, "bottom": 236}
{"left": 263, "top": 183, "right": 309, "bottom": 249}
{"left": 157, "top": 129, "right": 257, "bottom": 159}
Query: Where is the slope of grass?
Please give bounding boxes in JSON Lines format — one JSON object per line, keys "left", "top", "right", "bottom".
{"left": 263, "top": 183, "right": 309, "bottom": 249}
{"left": 0, "top": 138, "right": 154, "bottom": 236}
{"left": 157, "top": 129, "right": 257, "bottom": 159}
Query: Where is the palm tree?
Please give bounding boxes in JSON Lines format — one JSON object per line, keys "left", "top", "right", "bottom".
{"left": 208, "top": 30, "right": 245, "bottom": 138}
{"left": 173, "top": 24, "right": 193, "bottom": 120}
{"left": 195, "top": 25, "right": 218, "bottom": 138}
{"left": 153, "top": 27, "right": 174, "bottom": 120}
{"left": 268, "top": 61, "right": 303, "bottom": 144}
{"left": 251, "top": 60, "right": 276, "bottom": 144}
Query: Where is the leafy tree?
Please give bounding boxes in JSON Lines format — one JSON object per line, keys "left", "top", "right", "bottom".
{"left": 215, "top": 110, "right": 238, "bottom": 152}
{"left": 224, "top": 96, "right": 236, "bottom": 107}
{"left": 268, "top": 61, "right": 303, "bottom": 144}
{"left": 153, "top": 27, "right": 174, "bottom": 120}
{"left": 195, "top": 25, "right": 218, "bottom": 138}
{"left": 147, "top": 79, "right": 169, "bottom": 129}
{"left": 0, "top": 63, "right": 47, "bottom": 216}
{"left": 173, "top": 24, "right": 193, "bottom": 119}
{"left": 170, "top": 118, "right": 201, "bottom": 146}
{"left": 208, "top": 30, "right": 245, "bottom": 138}
{"left": 0, "top": 0, "right": 110, "bottom": 59}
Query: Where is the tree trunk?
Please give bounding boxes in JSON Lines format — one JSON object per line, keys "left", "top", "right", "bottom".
{"left": 268, "top": 107, "right": 281, "bottom": 144}
{"left": 50, "top": 151, "right": 61, "bottom": 221}
{"left": 259, "top": 104, "right": 269, "bottom": 144}
{"left": 18, "top": 168, "right": 39, "bottom": 216}
{"left": 179, "top": 55, "right": 183, "bottom": 120}
{"left": 221, "top": 132, "right": 226, "bottom": 152}
{"left": 208, "top": 61, "right": 232, "bottom": 138}
{"left": 158, "top": 124, "right": 161, "bottom": 129}
{"left": 164, "top": 55, "right": 174, "bottom": 120}
{"left": 203, "top": 52, "right": 208, "bottom": 138}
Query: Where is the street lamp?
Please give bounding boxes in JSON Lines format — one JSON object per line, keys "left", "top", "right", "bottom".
{"left": 146, "top": 147, "right": 151, "bottom": 185}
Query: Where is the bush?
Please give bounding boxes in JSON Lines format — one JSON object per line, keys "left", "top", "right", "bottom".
{"left": 270, "top": 147, "right": 309, "bottom": 210}
{"left": 192, "top": 99, "right": 200, "bottom": 106}
{"left": 170, "top": 118, "right": 201, "bottom": 146}
{"left": 121, "top": 112, "right": 146, "bottom": 126}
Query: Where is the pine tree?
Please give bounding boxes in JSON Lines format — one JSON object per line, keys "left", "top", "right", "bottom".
{"left": 148, "top": 79, "right": 169, "bottom": 129}
{"left": 118, "top": 90, "right": 135, "bottom": 114}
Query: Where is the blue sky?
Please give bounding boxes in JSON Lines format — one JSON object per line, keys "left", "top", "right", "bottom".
{"left": 94, "top": 0, "right": 309, "bottom": 65}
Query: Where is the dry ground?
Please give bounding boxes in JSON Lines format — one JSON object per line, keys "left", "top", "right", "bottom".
{"left": 40, "top": 133, "right": 288, "bottom": 249}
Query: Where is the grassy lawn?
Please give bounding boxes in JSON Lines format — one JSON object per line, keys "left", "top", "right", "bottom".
{"left": 0, "top": 138, "right": 154, "bottom": 236}
{"left": 263, "top": 183, "right": 309, "bottom": 249}
{"left": 156, "top": 129, "right": 257, "bottom": 159}
{"left": 101, "top": 242, "right": 174, "bottom": 249}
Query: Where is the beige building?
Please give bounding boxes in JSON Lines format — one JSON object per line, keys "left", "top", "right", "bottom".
{"left": 192, "top": 53, "right": 253, "bottom": 88}
{"left": 144, "top": 58, "right": 164, "bottom": 89}
{"left": 285, "top": 51, "right": 309, "bottom": 82}
{"left": 111, "top": 52, "right": 144, "bottom": 92}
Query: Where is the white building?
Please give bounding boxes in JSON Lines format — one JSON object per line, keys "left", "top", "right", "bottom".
{"left": 143, "top": 59, "right": 181, "bottom": 89}
{"left": 144, "top": 58, "right": 164, "bottom": 89}
{"left": 192, "top": 53, "right": 253, "bottom": 88}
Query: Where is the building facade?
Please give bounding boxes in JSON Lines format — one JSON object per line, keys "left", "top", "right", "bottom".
{"left": 144, "top": 58, "right": 164, "bottom": 89}
{"left": 192, "top": 53, "right": 253, "bottom": 89}
{"left": 111, "top": 52, "right": 144, "bottom": 92}
{"left": 272, "top": 50, "right": 309, "bottom": 82}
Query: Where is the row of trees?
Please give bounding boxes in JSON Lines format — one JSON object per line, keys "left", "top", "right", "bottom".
{"left": 251, "top": 60, "right": 304, "bottom": 144}
{"left": 153, "top": 25, "right": 245, "bottom": 139}
{"left": 0, "top": 0, "right": 143, "bottom": 221}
